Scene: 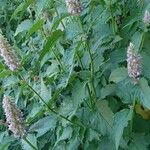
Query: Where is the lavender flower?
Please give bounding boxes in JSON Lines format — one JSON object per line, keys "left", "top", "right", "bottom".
{"left": 65, "top": 0, "right": 83, "bottom": 15}
{"left": 0, "top": 34, "right": 19, "bottom": 71}
{"left": 143, "top": 10, "right": 150, "bottom": 25}
{"left": 127, "top": 43, "right": 142, "bottom": 84}
{"left": 2, "top": 96, "right": 26, "bottom": 138}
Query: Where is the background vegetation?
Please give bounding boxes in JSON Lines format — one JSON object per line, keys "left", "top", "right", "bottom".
{"left": 0, "top": 0, "right": 150, "bottom": 149}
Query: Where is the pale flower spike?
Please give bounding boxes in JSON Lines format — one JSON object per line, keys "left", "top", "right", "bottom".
{"left": 2, "top": 96, "right": 26, "bottom": 138}
{"left": 127, "top": 43, "right": 142, "bottom": 84}
{"left": 65, "top": 0, "right": 83, "bottom": 15}
{"left": 143, "top": 10, "right": 150, "bottom": 25}
{"left": 0, "top": 33, "right": 19, "bottom": 71}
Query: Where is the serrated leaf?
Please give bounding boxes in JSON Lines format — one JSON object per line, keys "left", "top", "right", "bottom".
{"left": 54, "top": 126, "right": 73, "bottom": 148}
{"left": 51, "top": 14, "right": 69, "bottom": 31}
{"left": 109, "top": 67, "right": 128, "bottom": 83}
{"left": 39, "top": 30, "right": 64, "bottom": 61}
{"left": 100, "top": 84, "right": 116, "bottom": 99}
{"left": 27, "top": 19, "right": 45, "bottom": 38}
{"left": 14, "top": 19, "right": 33, "bottom": 36}
{"left": 139, "top": 78, "right": 150, "bottom": 109}
{"left": 29, "top": 115, "right": 57, "bottom": 137}
{"left": 72, "top": 80, "right": 86, "bottom": 109}
{"left": 96, "top": 100, "right": 114, "bottom": 126}
{"left": 131, "top": 31, "right": 143, "bottom": 50}
{"left": 128, "top": 133, "right": 150, "bottom": 150}
{"left": 113, "top": 109, "right": 133, "bottom": 150}
{"left": 10, "top": 0, "right": 35, "bottom": 21}
{"left": 40, "top": 78, "right": 51, "bottom": 102}
{"left": 21, "top": 135, "right": 37, "bottom": 150}
{"left": 0, "top": 70, "right": 12, "bottom": 78}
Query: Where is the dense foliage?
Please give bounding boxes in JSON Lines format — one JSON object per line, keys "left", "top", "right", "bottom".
{"left": 0, "top": 0, "right": 150, "bottom": 149}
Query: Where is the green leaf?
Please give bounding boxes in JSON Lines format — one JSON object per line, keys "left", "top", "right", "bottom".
{"left": 109, "top": 67, "right": 128, "bottom": 83}
{"left": 128, "top": 133, "right": 150, "bottom": 150}
{"left": 0, "top": 70, "right": 12, "bottom": 78}
{"left": 40, "top": 78, "right": 51, "bottom": 102}
{"left": 21, "top": 135, "right": 37, "bottom": 150}
{"left": 29, "top": 115, "right": 57, "bottom": 137}
{"left": 39, "top": 30, "right": 64, "bottom": 61}
{"left": 72, "top": 80, "right": 86, "bottom": 109}
{"left": 139, "top": 78, "right": 150, "bottom": 109}
{"left": 27, "top": 19, "right": 45, "bottom": 38}
{"left": 10, "top": 0, "right": 35, "bottom": 21}
{"left": 113, "top": 109, "right": 133, "bottom": 150}
{"left": 54, "top": 126, "right": 73, "bottom": 148}
{"left": 51, "top": 14, "right": 69, "bottom": 31}
{"left": 96, "top": 100, "right": 114, "bottom": 126}
{"left": 14, "top": 19, "right": 33, "bottom": 36}
{"left": 100, "top": 84, "right": 116, "bottom": 99}
{"left": 131, "top": 31, "right": 143, "bottom": 50}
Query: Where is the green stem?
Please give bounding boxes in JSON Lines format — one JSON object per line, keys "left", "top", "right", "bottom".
{"left": 75, "top": 16, "right": 97, "bottom": 100}
{"left": 139, "top": 27, "right": 146, "bottom": 52}
{"left": 86, "top": 43, "right": 97, "bottom": 100}
{"left": 23, "top": 137, "right": 38, "bottom": 150}
{"left": 108, "top": 1, "right": 118, "bottom": 34}
{"left": 76, "top": 51, "right": 84, "bottom": 69}
{"left": 129, "top": 100, "right": 135, "bottom": 136}
{"left": 26, "top": 80, "right": 106, "bottom": 135}
{"left": 86, "top": 82, "right": 94, "bottom": 108}
{"left": 26, "top": 83, "right": 83, "bottom": 128}
{"left": 52, "top": 48, "right": 65, "bottom": 72}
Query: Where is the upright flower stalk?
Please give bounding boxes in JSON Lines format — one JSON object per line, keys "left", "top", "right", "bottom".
{"left": 0, "top": 33, "right": 19, "bottom": 71}
{"left": 65, "top": 0, "right": 83, "bottom": 15}
{"left": 2, "top": 96, "right": 26, "bottom": 138}
{"left": 143, "top": 10, "right": 150, "bottom": 26}
{"left": 127, "top": 43, "right": 142, "bottom": 84}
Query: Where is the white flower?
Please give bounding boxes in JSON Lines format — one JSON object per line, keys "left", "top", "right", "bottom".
{"left": 0, "top": 34, "right": 19, "bottom": 71}
{"left": 127, "top": 43, "right": 142, "bottom": 84}
{"left": 2, "top": 96, "right": 26, "bottom": 138}
{"left": 65, "top": 0, "right": 83, "bottom": 15}
{"left": 143, "top": 10, "right": 150, "bottom": 25}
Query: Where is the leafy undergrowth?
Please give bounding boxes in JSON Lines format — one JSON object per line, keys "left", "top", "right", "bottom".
{"left": 0, "top": 0, "right": 150, "bottom": 150}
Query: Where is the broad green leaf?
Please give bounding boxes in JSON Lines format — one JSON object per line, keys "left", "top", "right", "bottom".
{"left": 45, "top": 60, "right": 59, "bottom": 76}
{"left": 96, "top": 100, "right": 114, "bottom": 126}
{"left": 51, "top": 14, "right": 69, "bottom": 31}
{"left": 21, "top": 134, "right": 37, "bottom": 150}
{"left": 26, "top": 103, "right": 44, "bottom": 122}
{"left": 123, "top": 17, "right": 141, "bottom": 29}
{"left": 128, "top": 133, "right": 150, "bottom": 150}
{"left": 113, "top": 109, "right": 133, "bottom": 150}
{"left": 109, "top": 67, "right": 128, "bottom": 83}
{"left": 72, "top": 80, "right": 86, "bottom": 109}
{"left": 100, "top": 84, "right": 116, "bottom": 99}
{"left": 39, "top": 30, "right": 64, "bottom": 61}
{"left": 54, "top": 126, "right": 73, "bottom": 148}
{"left": 0, "top": 70, "right": 12, "bottom": 78}
{"left": 131, "top": 31, "right": 143, "bottom": 50}
{"left": 40, "top": 78, "right": 51, "bottom": 102}
{"left": 14, "top": 19, "right": 33, "bottom": 36}
{"left": 29, "top": 115, "right": 57, "bottom": 137}
{"left": 27, "top": 19, "right": 45, "bottom": 37}
{"left": 139, "top": 78, "right": 150, "bottom": 109}
{"left": 0, "top": 132, "right": 14, "bottom": 150}
{"left": 10, "top": 0, "right": 35, "bottom": 21}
